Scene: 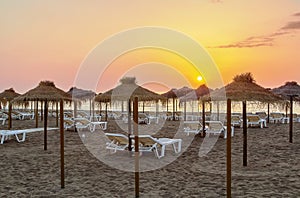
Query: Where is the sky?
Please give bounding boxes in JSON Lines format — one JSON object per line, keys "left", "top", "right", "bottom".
{"left": 1, "top": 0, "right": 300, "bottom": 94}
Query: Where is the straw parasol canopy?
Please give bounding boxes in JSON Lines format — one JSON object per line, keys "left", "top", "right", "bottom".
{"left": 203, "top": 73, "right": 282, "bottom": 103}
{"left": 271, "top": 81, "right": 300, "bottom": 101}
{"left": 202, "top": 73, "right": 283, "bottom": 167}
{"left": 95, "top": 77, "right": 165, "bottom": 103}
{"left": 0, "top": 88, "right": 21, "bottom": 129}
{"left": 14, "top": 81, "right": 71, "bottom": 103}
{"left": 67, "top": 87, "right": 96, "bottom": 101}
{"left": 12, "top": 80, "right": 70, "bottom": 188}
{"left": 0, "top": 88, "right": 20, "bottom": 106}
{"left": 180, "top": 84, "right": 211, "bottom": 102}
{"left": 162, "top": 86, "right": 194, "bottom": 99}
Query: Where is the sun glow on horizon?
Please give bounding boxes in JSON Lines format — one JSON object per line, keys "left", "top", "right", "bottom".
{"left": 197, "top": 76, "right": 203, "bottom": 82}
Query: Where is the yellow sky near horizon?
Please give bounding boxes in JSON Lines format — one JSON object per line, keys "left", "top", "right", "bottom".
{"left": 0, "top": 0, "right": 300, "bottom": 93}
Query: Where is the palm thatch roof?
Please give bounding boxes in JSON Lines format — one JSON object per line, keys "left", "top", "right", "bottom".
{"left": 0, "top": 88, "right": 20, "bottom": 102}
{"left": 13, "top": 81, "right": 72, "bottom": 103}
{"left": 94, "top": 77, "right": 166, "bottom": 102}
{"left": 271, "top": 81, "right": 300, "bottom": 100}
{"left": 0, "top": 88, "right": 21, "bottom": 107}
{"left": 67, "top": 87, "right": 96, "bottom": 101}
{"left": 203, "top": 73, "right": 283, "bottom": 103}
{"left": 161, "top": 88, "right": 177, "bottom": 98}
{"left": 180, "top": 84, "right": 211, "bottom": 102}
{"left": 161, "top": 86, "right": 194, "bottom": 99}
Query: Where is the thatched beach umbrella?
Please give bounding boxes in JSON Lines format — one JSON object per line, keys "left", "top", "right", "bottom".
{"left": 271, "top": 81, "right": 300, "bottom": 100}
{"left": 161, "top": 88, "right": 177, "bottom": 118}
{"left": 272, "top": 81, "right": 300, "bottom": 143}
{"left": 13, "top": 80, "right": 71, "bottom": 188}
{"left": 95, "top": 77, "right": 165, "bottom": 197}
{"left": 179, "top": 84, "right": 211, "bottom": 120}
{"left": 162, "top": 86, "right": 193, "bottom": 121}
{"left": 95, "top": 77, "right": 165, "bottom": 119}
{"left": 67, "top": 87, "right": 96, "bottom": 119}
{"left": 204, "top": 73, "right": 282, "bottom": 166}
{"left": 0, "top": 88, "right": 20, "bottom": 129}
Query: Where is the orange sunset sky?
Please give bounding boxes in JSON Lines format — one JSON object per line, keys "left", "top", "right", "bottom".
{"left": 1, "top": 0, "right": 300, "bottom": 94}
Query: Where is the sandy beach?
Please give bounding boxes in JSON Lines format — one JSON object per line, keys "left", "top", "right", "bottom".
{"left": 0, "top": 117, "right": 299, "bottom": 197}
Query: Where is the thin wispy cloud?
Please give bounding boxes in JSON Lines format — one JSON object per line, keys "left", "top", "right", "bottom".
{"left": 281, "top": 21, "right": 300, "bottom": 30}
{"left": 212, "top": 11, "right": 300, "bottom": 48}
{"left": 211, "top": 31, "right": 291, "bottom": 48}
{"left": 293, "top": 12, "right": 300, "bottom": 16}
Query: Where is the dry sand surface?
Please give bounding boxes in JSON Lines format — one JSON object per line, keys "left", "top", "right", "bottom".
{"left": 0, "top": 117, "right": 299, "bottom": 197}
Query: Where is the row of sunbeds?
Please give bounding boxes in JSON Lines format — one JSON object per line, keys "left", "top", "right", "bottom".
{"left": 0, "top": 110, "right": 35, "bottom": 121}
{"left": 183, "top": 121, "right": 235, "bottom": 138}
{"left": 105, "top": 133, "right": 182, "bottom": 159}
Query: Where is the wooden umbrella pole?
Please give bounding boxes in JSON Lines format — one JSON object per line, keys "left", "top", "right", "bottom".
{"left": 202, "top": 101, "right": 205, "bottom": 136}
{"left": 267, "top": 103, "right": 270, "bottom": 123}
{"left": 44, "top": 100, "right": 48, "bottom": 151}
{"left": 156, "top": 101, "right": 159, "bottom": 117}
{"left": 172, "top": 98, "right": 175, "bottom": 121}
{"left": 35, "top": 100, "right": 39, "bottom": 128}
{"left": 56, "top": 102, "right": 59, "bottom": 127}
{"left": 8, "top": 102, "right": 12, "bottom": 130}
{"left": 89, "top": 99, "right": 92, "bottom": 117}
{"left": 133, "top": 97, "right": 139, "bottom": 198}
{"left": 92, "top": 100, "right": 95, "bottom": 121}
{"left": 60, "top": 99, "right": 65, "bottom": 188}
{"left": 242, "top": 101, "right": 247, "bottom": 166}
{"left": 74, "top": 101, "right": 77, "bottom": 119}
{"left": 128, "top": 99, "right": 132, "bottom": 152}
{"left": 184, "top": 100, "right": 187, "bottom": 121}
{"left": 226, "top": 99, "right": 232, "bottom": 198}
{"left": 289, "top": 95, "right": 295, "bottom": 143}
{"left": 41, "top": 101, "right": 43, "bottom": 121}
{"left": 217, "top": 101, "right": 220, "bottom": 121}
{"left": 166, "top": 99, "right": 168, "bottom": 112}
{"left": 105, "top": 102, "right": 108, "bottom": 121}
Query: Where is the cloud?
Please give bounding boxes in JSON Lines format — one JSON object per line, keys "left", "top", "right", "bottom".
{"left": 211, "top": 31, "right": 291, "bottom": 48}
{"left": 211, "top": 11, "right": 300, "bottom": 48}
{"left": 293, "top": 12, "right": 300, "bottom": 16}
{"left": 281, "top": 21, "right": 300, "bottom": 30}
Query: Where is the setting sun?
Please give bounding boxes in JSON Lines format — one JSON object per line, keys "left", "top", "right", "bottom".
{"left": 197, "top": 76, "right": 203, "bottom": 81}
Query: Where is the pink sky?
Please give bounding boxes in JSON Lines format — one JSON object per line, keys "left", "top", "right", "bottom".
{"left": 1, "top": 1, "right": 300, "bottom": 94}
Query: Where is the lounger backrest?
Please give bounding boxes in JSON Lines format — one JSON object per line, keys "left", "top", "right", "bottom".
{"left": 138, "top": 136, "right": 157, "bottom": 147}
{"left": 76, "top": 119, "right": 90, "bottom": 126}
{"left": 184, "top": 122, "right": 201, "bottom": 130}
{"left": 175, "top": 112, "right": 182, "bottom": 116}
{"left": 270, "top": 113, "right": 282, "bottom": 119}
{"left": 78, "top": 112, "right": 88, "bottom": 117}
{"left": 206, "top": 122, "right": 223, "bottom": 132}
{"left": 64, "top": 119, "right": 74, "bottom": 125}
{"left": 64, "top": 112, "right": 73, "bottom": 118}
{"left": 113, "top": 136, "right": 128, "bottom": 145}
{"left": 106, "top": 134, "right": 128, "bottom": 145}
{"left": 231, "top": 115, "right": 240, "bottom": 122}
{"left": 256, "top": 112, "right": 267, "bottom": 119}
{"left": 166, "top": 112, "right": 172, "bottom": 116}
{"left": 138, "top": 113, "right": 147, "bottom": 119}
{"left": 247, "top": 115, "right": 260, "bottom": 122}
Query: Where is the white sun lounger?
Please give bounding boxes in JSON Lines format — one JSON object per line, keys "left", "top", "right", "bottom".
{"left": 105, "top": 133, "right": 130, "bottom": 152}
{"left": 136, "top": 135, "right": 182, "bottom": 159}
{"left": 183, "top": 121, "right": 203, "bottom": 136}
{"left": 75, "top": 118, "right": 107, "bottom": 132}
{"left": 0, "top": 127, "right": 58, "bottom": 144}
{"left": 205, "top": 121, "right": 234, "bottom": 139}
